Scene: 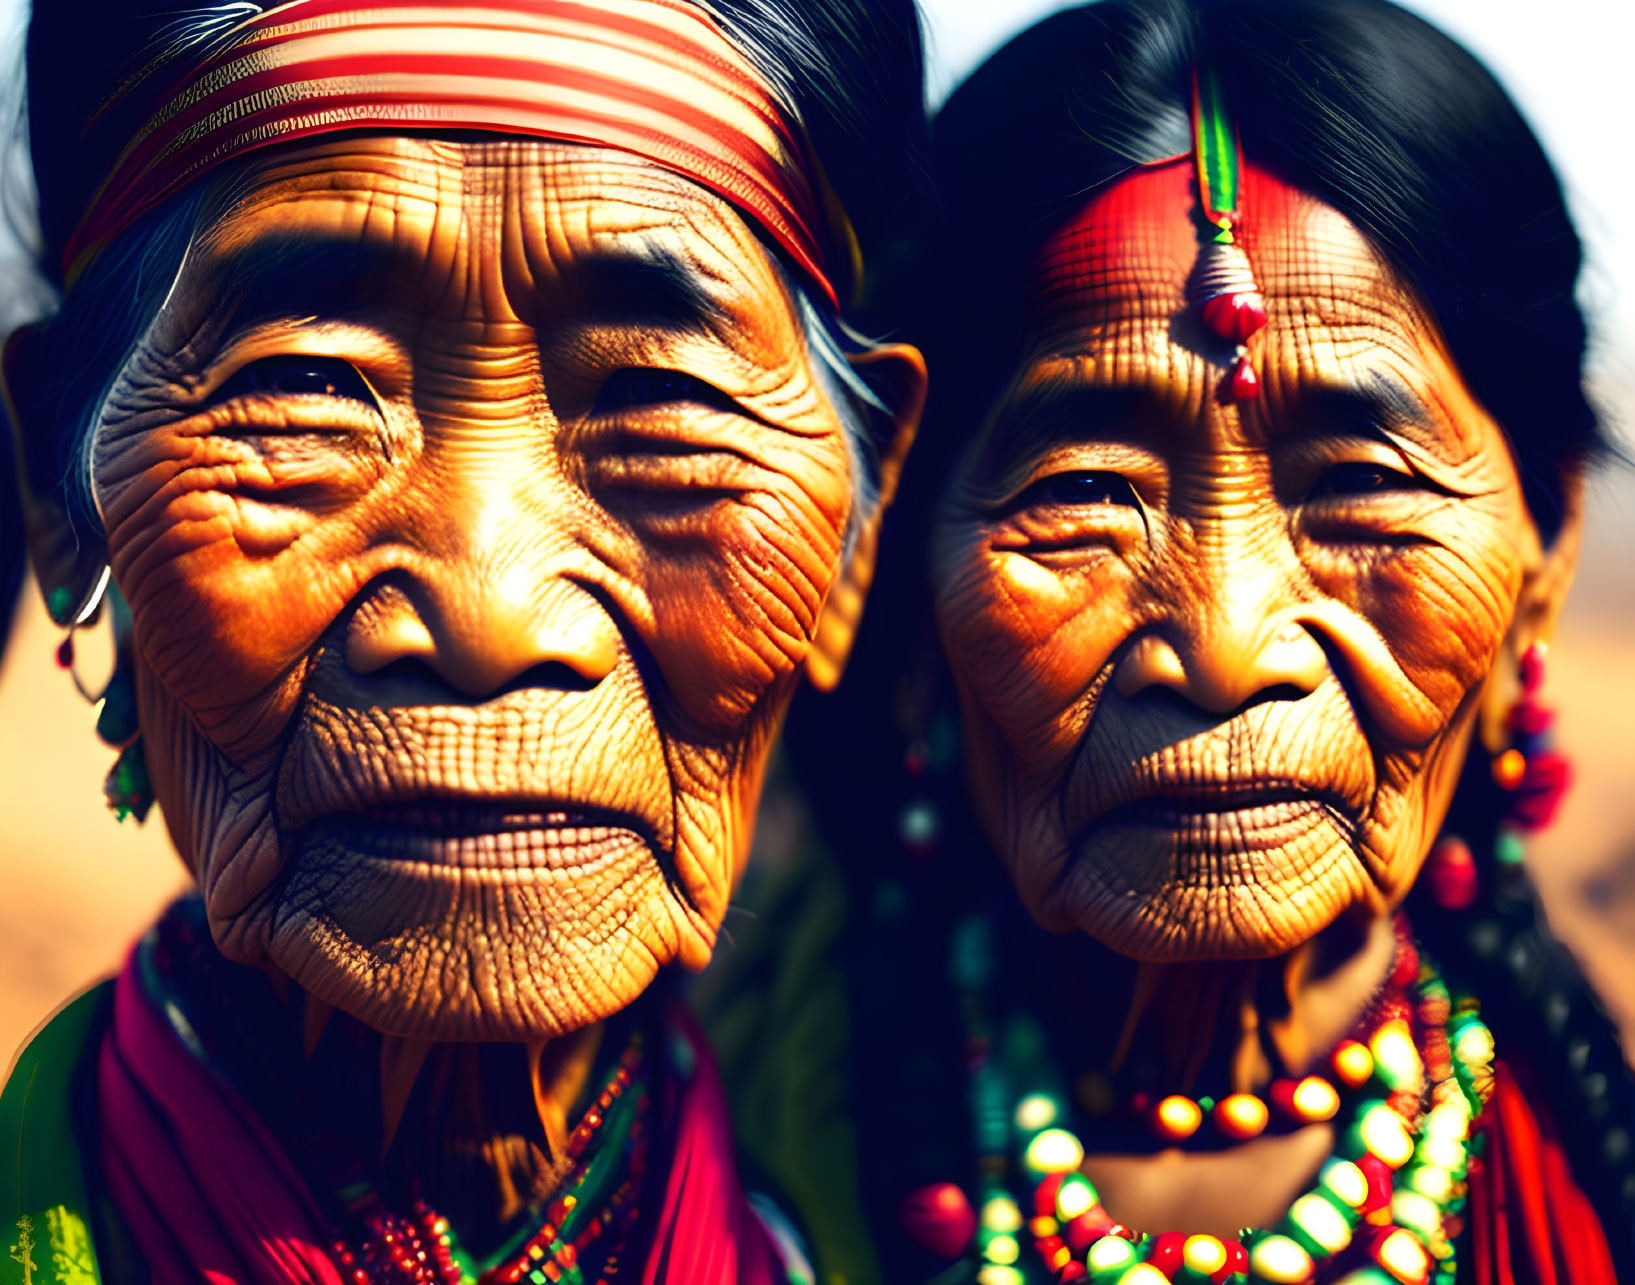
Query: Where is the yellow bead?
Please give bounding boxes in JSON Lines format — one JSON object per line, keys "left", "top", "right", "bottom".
{"left": 976, "top": 1268, "right": 1025, "bottom": 1285}
{"left": 1373, "top": 1227, "right": 1430, "bottom": 1283}
{"left": 1014, "top": 1093, "right": 1059, "bottom": 1133}
{"left": 1116, "top": 1265, "right": 1170, "bottom": 1285}
{"left": 1369, "top": 1020, "right": 1423, "bottom": 1094}
{"left": 1405, "top": 1165, "right": 1454, "bottom": 1204}
{"left": 986, "top": 1234, "right": 1020, "bottom": 1266}
{"left": 1319, "top": 1158, "right": 1369, "bottom": 1210}
{"left": 981, "top": 1196, "right": 1022, "bottom": 1233}
{"left": 1023, "top": 1127, "right": 1085, "bottom": 1174}
{"left": 1183, "top": 1234, "right": 1228, "bottom": 1275}
{"left": 1493, "top": 748, "right": 1527, "bottom": 789}
{"left": 1055, "top": 1176, "right": 1097, "bottom": 1221}
{"left": 1213, "top": 1092, "right": 1269, "bottom": 1140}
{"left": 1028, "top": 1215, "right": 1058, "bottom": 1238}
{"left": 1289, "top": 1193, "right": 1353, "bottom": 1255}
{"left": 1248, "top": 1233, "right": 1316, "bottom": 1284}
{"left": 1360, "top": 1103, "right": 1415, "bottom": 1169}
{"left": 1291, "top": 1076, "right": 1341, "bottom": 1122}
{"left": 1153, "top": 1094, "right": 1203, "bottom": 1140}
{"left": 1087, "top": 1235, "right": 1138, "bottom": 1273}
{"left": 1332, "top": 1039, "right": 1375, "bottom": 1089}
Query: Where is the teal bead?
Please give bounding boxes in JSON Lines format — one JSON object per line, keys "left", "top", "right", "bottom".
{"left": 1495, "top": 827, "right": 1526, "bottom": 866}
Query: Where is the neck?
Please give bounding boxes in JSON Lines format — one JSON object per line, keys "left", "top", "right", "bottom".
{"left": 1008, "top": 908, "right": 1400, "bottom": 1094}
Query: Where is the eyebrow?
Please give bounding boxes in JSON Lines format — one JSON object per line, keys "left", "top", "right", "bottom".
{"left": 569, "top": 246, "right": 728, "bottom": 334}
{"left": 987, "top": 375, "right": 1166, "bottom": 465}
{"left": 1279, "top": 372, "right": 1439, "bottom": 447}
{"left": 206, "top": 236, "right": 728, "bottom": 342}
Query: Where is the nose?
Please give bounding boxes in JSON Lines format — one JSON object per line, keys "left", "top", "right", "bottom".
{"left": 1113, "top": 574, "right": 1329, "bottom": 716}
{"left": 346, "top": 571, "right": 620, "bottom": 698}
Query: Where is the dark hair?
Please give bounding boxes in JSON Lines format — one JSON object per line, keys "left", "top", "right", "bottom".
{"left": 789, "top": 0, "right": 1635, "bottom": 1275}
{"left": 1, "top": 0, "right": 929, "bottom": 645}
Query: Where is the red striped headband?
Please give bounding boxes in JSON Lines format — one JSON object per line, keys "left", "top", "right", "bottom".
{"left": 63, "top": 0, "right": 846, "bottom": 306}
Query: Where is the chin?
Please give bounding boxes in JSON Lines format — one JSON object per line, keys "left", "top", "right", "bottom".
{"left": 262, "top": 831, "right": 697, "bottom": 1040}
{"left": 1045, "top": 813, "right": 1378, "bottom": 961}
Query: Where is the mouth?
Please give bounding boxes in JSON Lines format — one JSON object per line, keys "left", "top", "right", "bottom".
{"left": 300, "top": 800, "right": 658, "bottom": 871}
{"left": 1090, "top": 783, "right": 1356, "bottom": 832}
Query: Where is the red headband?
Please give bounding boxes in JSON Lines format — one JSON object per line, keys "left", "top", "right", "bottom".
{"left": 64, "top": 0, "right": 845, "bottom": 306}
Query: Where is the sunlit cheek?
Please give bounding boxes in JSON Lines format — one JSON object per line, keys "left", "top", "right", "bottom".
{"left": 109, "top": 486, "right": 356, "bottom": 759}
{"left": 644, "top": 478, "right": 848, "bottom": 733}
{"left": 940, "top": 545, "right": 1114, "bottom": 755}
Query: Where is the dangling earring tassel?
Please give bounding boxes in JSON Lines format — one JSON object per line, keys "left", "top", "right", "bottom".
{"left": 105, "top": 739, "right": 154, "bottom": 823}
{"left": 1492, "top": 642, "right": 1571, "bottom": 867}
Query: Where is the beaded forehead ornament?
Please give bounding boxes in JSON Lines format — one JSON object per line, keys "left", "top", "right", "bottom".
{"left": 62, "top": 0, "right": 847, "bottom": 305}
{"left": 1188, "top": 71, "right": 1267, "bottom": 401}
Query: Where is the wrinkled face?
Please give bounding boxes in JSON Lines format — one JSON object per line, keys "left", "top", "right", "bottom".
{"left": 92, "top": 136, "right": 864, "bottom": 1038}
{"left": 933, "top": 162, "right": 1545, "bottom": 959}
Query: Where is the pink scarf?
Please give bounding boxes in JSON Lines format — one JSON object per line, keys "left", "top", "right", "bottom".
{"left": 96, "top": 955, "right": 785, "bottom": 1285}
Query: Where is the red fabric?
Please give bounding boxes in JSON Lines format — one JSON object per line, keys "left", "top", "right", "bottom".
{"left": 64, "top": 0, "right": 839, "bottom": 305}
{"left": 1468, "top": 1060, "right": 1618, "bottom": 1285}
{"left": 96, "top": 949, "right": 787, "bottom": 1285}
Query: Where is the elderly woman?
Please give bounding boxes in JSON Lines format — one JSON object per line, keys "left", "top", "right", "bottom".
{"left": 0, "top": 1, "right": 926, "bottom": 1281}
{"left": 792, "top": 0, "right": 1635, "bottom": 1282}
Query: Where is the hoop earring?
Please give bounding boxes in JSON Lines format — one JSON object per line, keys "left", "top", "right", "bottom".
{"left": 52, "top": 568, "right": 154, "bottom": 823}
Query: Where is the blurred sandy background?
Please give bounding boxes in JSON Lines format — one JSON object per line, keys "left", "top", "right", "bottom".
{"left": 5, "top": 0, "right": 1635, "bottom": 1066}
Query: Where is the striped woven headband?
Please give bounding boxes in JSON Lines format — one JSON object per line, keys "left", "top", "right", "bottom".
{"left": 63, "top": 0, "right": 845, "bottom": 305}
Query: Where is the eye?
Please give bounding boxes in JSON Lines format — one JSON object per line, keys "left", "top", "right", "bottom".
{"left": 1018, "top": 471, "right": 1140, "bottom": 509}
{"left": 593, "top": 368, "right": 738, "bottom": 416}
{"left": 215, "top": 355, "right": 376, "bottom": 405}
{"left": 1306, "top": 461, "right": 1420, "bottom": 499}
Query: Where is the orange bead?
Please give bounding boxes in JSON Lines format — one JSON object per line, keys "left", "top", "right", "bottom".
{"left": 1493, "top": 748, "right": 1527, "bottom": 790}
{"left": 1212, "top": 1092, "right": 1270, "bottom": 1140}
{"left": 1152, "top": 1094, "right": 1203, "bottom": 1140}
{"left": 1275, "top": 1075, "right": 1340, "bottom": 1123}
{"left": 1332, "top": 1039, "right": 1375, "bottom": 1089}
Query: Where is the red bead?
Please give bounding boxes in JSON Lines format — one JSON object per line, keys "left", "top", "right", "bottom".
{"left": 898, "top": 1183, "right": 977, "bottom": 1259}
{"left": 1389, "top": 937, "right": 1420, "bottom": 990}
{"left": 1200, "top": 291, "right": 1268, "bottom": 343}
{"left": 1426, "top": 837, "right": 1477, "bottom": 910}
{"left": 55, "top": 637, "right": 74, "bottom": 669}
{"left": 1215, "top": 1239, "right": 1250, "bottom": 1284}
{"left": 1149, "top": 1230, "right": 1187, "bottom": 1276}
{"left": 1057, "top": 1264, "right": 1088, "bottom": 1283}
{"left": 1358, "top": 1153, "right": 1394, "bottom": 1216}
{"left": 1034, "top": 1173, "right": 1065, "bottom": 1217}
{"left": 1035, "top": 1234, "right": 1067, "bottom": 1263}
{"left": 1106, "top": 1224, "right": 1138, "bottom": 1242}
{"left": 1519, "top": 644, "right": 1546, "bottom": 694}
{"left": 1511, "top": 750, "right": 1572, "bottom": 830}
{"left": 1230, "top": 356, "right": 1259, "bottom": 400}
{"left": 1064, "top": 1206, "right": 1114, "bottom": 1251}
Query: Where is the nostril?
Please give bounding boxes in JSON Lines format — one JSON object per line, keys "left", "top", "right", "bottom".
{"left": 502, "top": 659, "right": 603, "bottom": 696}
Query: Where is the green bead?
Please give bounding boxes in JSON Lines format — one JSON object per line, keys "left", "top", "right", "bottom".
{"left": 1329, "top": 1269, "right": 1395, "bottom": 1285}
{"left": 1495, "top": 827, "right": 1526, "bottom": 866}
{"left": 1391, "top": 1189, "right": 1443, "bottom": 1242}
{"left": 96, "top": 679, "right": 140, "bottom": 747}
{"left": 1086, "top": 1234, "right": 1138, "bottom": 1281}
{"left": 1282, "top": 1191, "right": 1353, "bottom": 1257}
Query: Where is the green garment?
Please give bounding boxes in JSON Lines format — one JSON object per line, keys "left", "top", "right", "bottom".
{"left": 2, "top": 986, "right": 109, "bottom": 1285}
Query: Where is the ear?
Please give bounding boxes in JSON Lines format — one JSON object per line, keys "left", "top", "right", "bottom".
{"left": 805, "top": 341, "right": 927, "bottom": 692}
{"left": 1479, "top": 466, "right": 1584, "bottom": 746}
{"left": 3, "top": 320, "right": 109, "bottom": 625}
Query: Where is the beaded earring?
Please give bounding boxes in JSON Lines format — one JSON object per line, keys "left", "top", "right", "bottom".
{"left": 1424, "top": 643, "right": 1569, "bottom": 911}
{"left": 52, "top": 567, "right": 154, "bottom": 823}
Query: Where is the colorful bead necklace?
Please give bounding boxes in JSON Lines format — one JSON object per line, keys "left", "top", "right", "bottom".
{"left": 331, "top": 1037, "right": 652, "bottom": 1285}
{"left": 900, "top": 917, "right": 1496, "bottom": 1285}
